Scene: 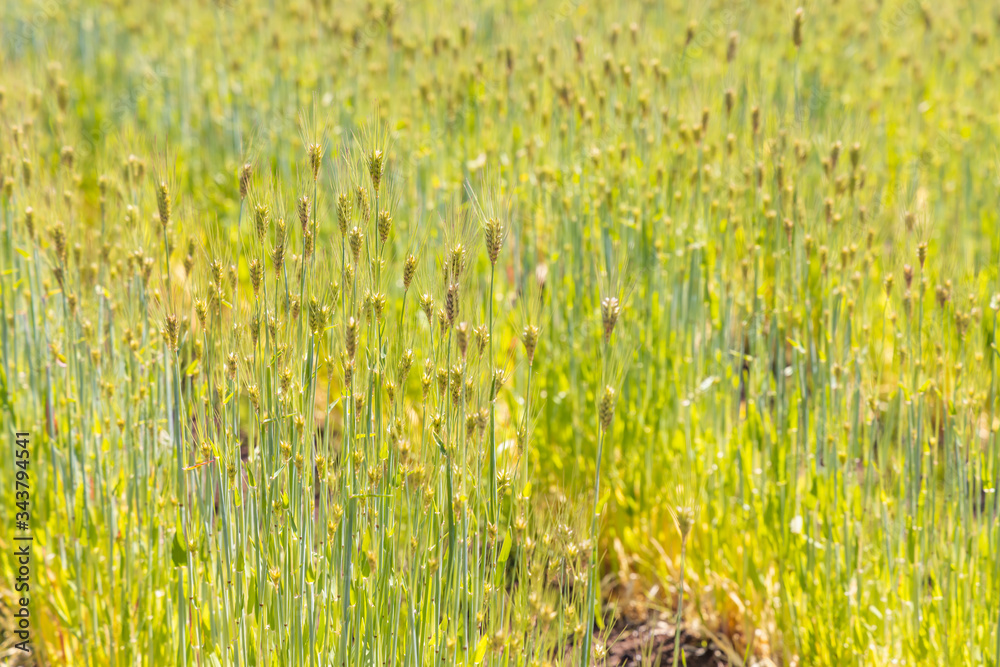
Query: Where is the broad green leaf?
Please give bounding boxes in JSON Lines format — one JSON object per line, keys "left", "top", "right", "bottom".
{"left": 498, "top": 529, "right": 512, "bottom": 564}
{"left": 172, "top": 531, "right": 188, "bottom": 566}
{"left": 474, "top": 635, "right": 489, "bottom": 664}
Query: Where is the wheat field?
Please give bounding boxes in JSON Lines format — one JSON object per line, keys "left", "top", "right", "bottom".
{"left": 1, "top": 1, "right": 1000, "bottom": 665}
